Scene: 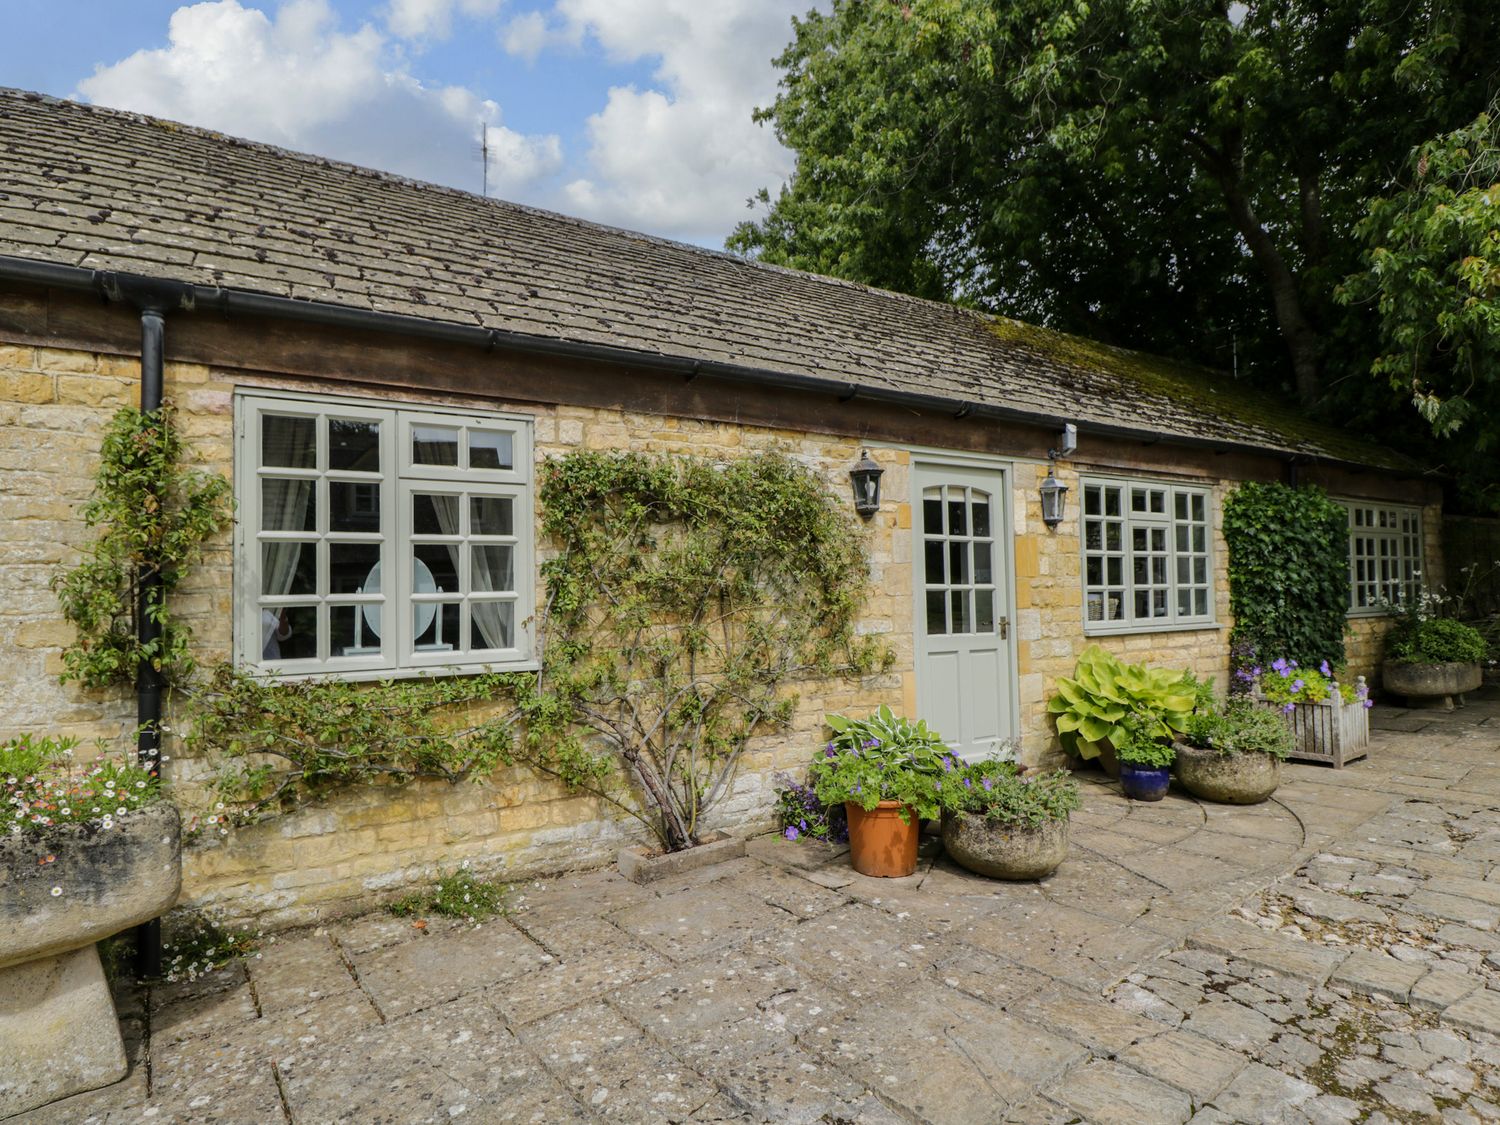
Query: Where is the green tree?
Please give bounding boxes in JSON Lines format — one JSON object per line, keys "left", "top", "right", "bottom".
{"left": 732, "top": 0, "right": 1498, "bottom": 411}
{"left": 1339, "top": 106, "right": 1500, "bottom": 468}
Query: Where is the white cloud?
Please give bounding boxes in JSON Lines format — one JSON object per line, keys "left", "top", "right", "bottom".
{"left": 385, "top": 0, "right": 503, "bottom": 42}
{"left": 76, "top": 0, "right": 560, "bottom": 201}
{"left": 547, "top": 0, "right": 807, "bottom": 243}
{"left": 500, "top": 10, "right": 576, "bottom": 63}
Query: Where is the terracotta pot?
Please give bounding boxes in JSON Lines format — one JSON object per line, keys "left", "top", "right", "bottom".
{"left": 845, "top": 801, "right": 919, "bottom": 878}
{"left": 940, "top": 810, "right": 1069, "bottom": 880}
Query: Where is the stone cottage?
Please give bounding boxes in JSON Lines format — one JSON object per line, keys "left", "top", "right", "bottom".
{"left": 0, "top": 90, "right": 1440, "bottom": 924}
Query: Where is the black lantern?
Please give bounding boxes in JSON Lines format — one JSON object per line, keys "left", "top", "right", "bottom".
{"left": 849, "top": 449, "right": 884, "bottom": 518}
{"left": 1039, "top": 464, "right": 1068, "bottom": 528}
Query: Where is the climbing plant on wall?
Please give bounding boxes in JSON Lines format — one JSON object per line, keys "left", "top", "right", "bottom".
{"left": 51, "top": 404, "right": 232, "bottom": 690}
{"left": 1223, "top": 482, "right": 1350, "bottom": 673}
{"left": 508, "top": 450, "right": 891, "bottom": 852}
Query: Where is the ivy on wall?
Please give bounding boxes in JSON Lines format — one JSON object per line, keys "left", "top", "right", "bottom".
{"left": 51, "top": 405, "right": 233, "bottom": 689}
{"left": 1223, "top": 481, "right": 1350, "bottom": 671}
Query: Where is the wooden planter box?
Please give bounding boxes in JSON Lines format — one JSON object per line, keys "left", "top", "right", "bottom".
{"left": 1253, "top": 679, "right": 1370, "bottom": 768}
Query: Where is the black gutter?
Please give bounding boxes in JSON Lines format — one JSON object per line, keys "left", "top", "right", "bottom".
{"left": 0, "top": 254, "right": 1420, "bottom": 476}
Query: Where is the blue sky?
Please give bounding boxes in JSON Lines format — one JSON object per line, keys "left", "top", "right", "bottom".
{"left": 2, "top": 0, "right": 812, "bottom": 246}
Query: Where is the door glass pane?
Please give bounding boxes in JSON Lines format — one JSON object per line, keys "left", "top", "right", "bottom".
{"left": 262, "top": 415, "right": 315, "bottom": 468}
{"left": 949, "top": 541, "right": 970, "bottom": 584}
{"left": 923, "top": 492, "right": 943, "bottom": 533}
{"left": 947, "top": 495, "right": 967, "bottom": 536}
{"left": 925, "top": 590, "right": 947, "bottom": 635}
{"left": 950, "top": 590, "right": 970, "bottom": 633}
{"left": 469, "top": 430, "right": 513, "bottom": 470}
{"left": 975, "top": 589, "right": 995, "bottom": 633}
{"left": 262, "top": 479, "right": 315, "bottom": 531}
{"left": 971, "top": 497, "right": 991, "bottom": 537}
{"left": 328, "top": 419, "right": 379, "bottom": 471}
{"left": 412, "top": 425, "right": 459, "bottom": 466}
{"left": 924, "top": 539, "right": 945, "bottom": 584}
{"left": 973, "top": 541, "right": 993, "bottom": 584}
{"left": 470, "top": 496, "right": 514, "bottom": 536}
{"left": 330, "top": 482, "right": 379, "bottom": 532}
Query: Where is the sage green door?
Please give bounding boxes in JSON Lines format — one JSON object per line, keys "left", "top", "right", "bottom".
{"left": 913, "top": 462, "right": 1015, "bottom": 760}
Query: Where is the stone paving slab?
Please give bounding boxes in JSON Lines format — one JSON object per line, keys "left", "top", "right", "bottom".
{"left": 19, "top": 687, "right": 1500, "bottom": 1123}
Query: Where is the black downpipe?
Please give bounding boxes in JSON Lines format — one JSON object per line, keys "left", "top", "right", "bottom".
{"left": 133, "top": 305, "right": 167, "bottom": 980}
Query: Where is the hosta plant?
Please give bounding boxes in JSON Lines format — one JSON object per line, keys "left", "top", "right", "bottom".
{"left": 1048, "top": 646, "right": 1199, "bottom": 761}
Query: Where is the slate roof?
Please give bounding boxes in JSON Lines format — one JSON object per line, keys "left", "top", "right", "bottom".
{"left": 0, "top": 88, "right": 1407, "bottom": 470}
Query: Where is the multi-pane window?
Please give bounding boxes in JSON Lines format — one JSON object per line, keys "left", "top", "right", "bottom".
{"left": 236, "top": 392, "right": 532, "bottom": 676}
{"left": 1345, "top": 503, "right": 1422, "bottom": 612}
{"left": 1082, "top": 479, "right": 1213, "bottom": 630}
{"left": 921, "top": 484, "right": 999, "bottom": 635}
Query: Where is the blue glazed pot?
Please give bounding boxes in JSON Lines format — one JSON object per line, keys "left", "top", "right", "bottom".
{"left": 1118, "top": 763, "right": 1171, "bottom": 802}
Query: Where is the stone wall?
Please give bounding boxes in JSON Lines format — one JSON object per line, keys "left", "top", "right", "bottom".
{"left": 0, "top": 337, "right": 1439, "bottom": 927}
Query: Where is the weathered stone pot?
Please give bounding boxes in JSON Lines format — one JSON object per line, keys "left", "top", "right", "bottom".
{"left": 0, "top": 803, "right": 181, "bottom": 1117}
{"left": 1383, "top": 661, "right": 1483, "bottom": 710}
{"left": 940, "top": 810, "right": 1069, "bottom": 881}
{"left": 1173, "top": 743, "right": 1281, "bottom": 804}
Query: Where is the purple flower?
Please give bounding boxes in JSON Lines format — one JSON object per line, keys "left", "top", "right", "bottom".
{"left": 963, "top": 778, "right": 973, "bottom": 789}
{"left": 824, "top": 746, "right": 836, "bottom": 758}
{"left": 1291, "top": 679, "right": 1305, "bottom": 693}
{"left": 981, "top": 777, "right": 993, "bottom": 791}
{"left": 1271, "top": 657, "right": 1289, "bottom": 675}
{"left": 784, "top": 826, "right": 799, "bottom": 841}
{"left": 1319, "top": 660, "right": 1331, "bottom": 676}
{"left": 1281, "top": 703, "right": 1296, "bottom": 714}
{"left": 799, "top": 820, "right": 808, "bottom": 831}
{"left": 853, "top": 785, "right": 861, "bottom": 794}
{"left": 1251, "top": 666, "right": 1262, "bottom": 678}
{"left": 1362, "top": 699, "right": 1373, "bottom": 709}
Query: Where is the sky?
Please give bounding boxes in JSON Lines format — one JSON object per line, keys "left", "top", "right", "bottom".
{"left": 1, "top": 0, "right": 815, "bottom": 247}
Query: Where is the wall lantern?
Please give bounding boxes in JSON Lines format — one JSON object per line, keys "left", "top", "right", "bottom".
{"left": 1039, "top": 465, "right": 1068, "bottom": 528}
{"left": 849, "top": 449, "right": 884, "bottom": 519}
{"left": 1039, "top": 422, "right": 1076, "bottom": 529}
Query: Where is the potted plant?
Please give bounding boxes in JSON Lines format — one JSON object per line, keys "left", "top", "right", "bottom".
{"left": 1176, "top": 699, "right": 1293, "bottom": 803}
{"left": 938, "top": 759, "right": 1080, "bottom": 880}
{"left": 1382, "top": 594, "right": 1488, "bottom": 709}
{"left": 1114, "top": 718, "right": 1174, "bottom": 802}
{"left": 0, "top": 735, "right": 181, "bottom": 1118}
{"left": 1253, "top": 658, "right": 1371, "bottom": 767}
{"left": 808, "top": 707, "right": 946, "bottom": 878}
{"left": 1048, "top": 646, "right": 1199, "bottom": 777}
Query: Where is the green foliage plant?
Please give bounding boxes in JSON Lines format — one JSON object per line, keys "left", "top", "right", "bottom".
{"left": 937, "top": 759, "right": 1080, "bottom": 830}
{"left": 1047, "top": 646, "right": 1197, "bottom": 760}
{"left": 160, "top": 909, "right": 260, "bottom": 983}
{"left": 1184, "top": 701, "right": 1295, "bottom": 761}
{"left": 51, "top": 404, "right": 232, "bottom": 689}
{"left": 1340, "top": 105, "right": 1500, "bottom": 456}
{"left": 1112, "top": 718, "right": 1175, "bottom": 770}
{"left": 388, "top": 863, "right": 508, "bottom": 922}
{"left": 1388, "top": 617, "right": 1488, "bottom": 665}
{"left": 1257, "top": 658, "right": 1364, "bottom": 708}
{"left": 185, "top": 665, "right": 517, "bottom": 824}
{"left": 807, "top": 709, "right": 948, "bottom": 823}
{"left": 506, "top": 450, "right": 889, "bottom": 852}
{"left": 1, "top": 734, "right": 161, "bottom": 836}
{"left": 1223, "top": 483, "right": 1349, "bottom": 671}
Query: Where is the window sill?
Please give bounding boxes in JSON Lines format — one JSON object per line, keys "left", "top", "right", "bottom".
{"left": 1082, "top": 621, "right": 1223, "bottom": 638}
{"left": 239, "top": 659, "right": 540, "bottom": 684}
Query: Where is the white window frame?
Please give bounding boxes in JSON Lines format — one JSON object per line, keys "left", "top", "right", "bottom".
{"left": 1080, "top": 475, "right": 1216, "bottom": 635}
{"left": 234, "top": 389, "right": 535, "bottom": 678}
{"left": 1343, "top": 500, "right": 1423, "bottom": 616}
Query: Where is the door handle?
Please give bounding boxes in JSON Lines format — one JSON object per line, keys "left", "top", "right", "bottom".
{"left": 998, "top": 616, "right": 1009, "bottom": 639}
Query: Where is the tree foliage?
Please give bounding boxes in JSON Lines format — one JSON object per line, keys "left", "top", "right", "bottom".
{"left": 1222, "top": 482, "right": 1350, "bottom": 670}
{"left": 732, "top": 0, "right": 1499, "bottom": 478}
{"left": 1340, "top": 105, "right": 1500, "bottom": 462}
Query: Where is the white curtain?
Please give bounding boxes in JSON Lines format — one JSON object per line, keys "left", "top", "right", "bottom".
{"left": 418, "top": 486, "right": 510, "bottom": 651}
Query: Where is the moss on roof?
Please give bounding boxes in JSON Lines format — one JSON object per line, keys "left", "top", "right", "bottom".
{"left": 986, "top": 317, "right": 1413, "bottom": 470}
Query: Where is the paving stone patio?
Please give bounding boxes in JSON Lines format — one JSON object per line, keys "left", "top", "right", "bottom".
{"left": 13, "top": 689, "right": 1500, "bottom": 1124}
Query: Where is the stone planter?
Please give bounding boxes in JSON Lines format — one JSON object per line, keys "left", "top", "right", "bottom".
{"left": 617, "top": 830, "right": 746, "bottom": 884}
{"left": 1383, "top": 661, "right": 1483, "bottom": 711}
{"left": 1174, "top": 743, "right": 1281, "bottom": 804}
{"left": 0, "top": 803, "right": 181, "bottom": 1118}
{"left": 1253, "top": 681, "right": 1369, "bottom": 768}
{"left": 940, "top": 809, "right": 1069, "bottom": 881}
